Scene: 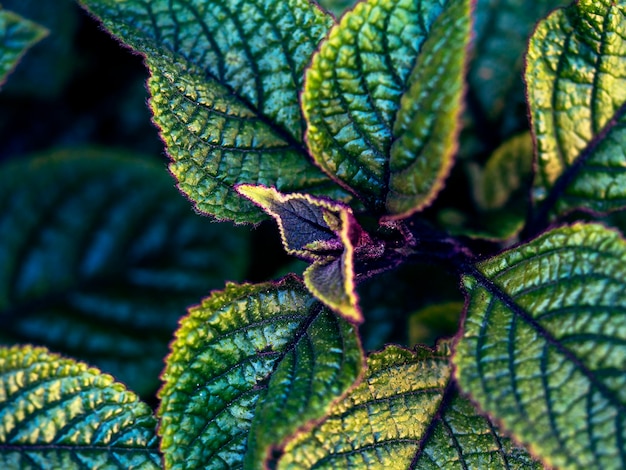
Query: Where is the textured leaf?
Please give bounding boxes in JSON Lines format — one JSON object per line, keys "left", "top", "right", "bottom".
{"left": 80, "top": 0, "right": 347, "bottom": 223}
{"left": 527, "top": 0, "right": 626, "bottom": 216}
{"left": 158, "top": 277, "right": 363, "bottom": 469}
{"left": 303, "top": 0, "right": 471, "bottom": 218}
{"left": 278, "top": 344, "right": 541, "bottom": 469}
{"left": 455, "top": 223, "right": 626, "bottom": 469}
{"left": 238, "top": 185, "right": 363, "bottom": 322}
{"left": 0, "top": 345, "right": 160, "bottom": 469}
{"left": 470, "top": 0, "right": 568, "bottom": 125}
{"left": 0, "top": 149, "right": 249, "bottom": 396}
{"left": 0, "top": 8, "right": 47, "bottom": 88}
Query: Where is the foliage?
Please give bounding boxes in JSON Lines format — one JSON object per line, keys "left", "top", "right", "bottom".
{"left": 1, "top": 0, "right": 625, "bottom": 469}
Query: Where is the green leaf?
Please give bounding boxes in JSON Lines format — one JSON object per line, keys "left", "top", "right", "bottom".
{"left": 0, "top": 345, "right": 161, "bottom": 469}
{"left": 278, "top": 344, "right": 541, "bottom": 468}
{"left": 157, "top": 277, "right": 363, "bottom": 469}
{"left": 238, "top": 185, "right": 364, "bottom": 323}
{"left": 408, "top": 301, "right": 463, "bottom": 347}
{"left": 527, "top": 0, "right": 626, "bottom": 216}
{"left": 0, "top": 149, "right": 249, "bottom": 397}
{"left": 80, "top": 0, "right": 347, "bottom": 224}
{"left": 303, "top": 0, "right": 472, "bottom": 218}
{"left": 0, "top": 8, "right": 48, "bottom": 88}
{"left": 454, "top": 223, "right": 626, "bottom": 469}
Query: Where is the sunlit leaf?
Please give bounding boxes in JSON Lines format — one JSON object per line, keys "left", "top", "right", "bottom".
{"left": 0, "top": 345, "right": 161, "bottom": 469}
{"left": 278, "top": 343, "right": 541, "bottom": 468}
{"left": 158, "top": 277, "right": 363, "bottom": 469}
{"left": 527, "top": 0, "right": 626, "bottom": 216}
{"left": 455, "top": 223, "right": 626, "bottom": 469}
{"left": 238, "top": 184, "right": 364, "bottom": 322}
{"left": 0, "top": 8, "right": 47, "bottom": 88}
{"left": 0, "top": 149, "right": 249, "bottom": 396}
{"left": 80, "top": 0, "right": 347, "bottom": 223}
{"left": 303, "top": 0, "right": 472, "bottom": 218}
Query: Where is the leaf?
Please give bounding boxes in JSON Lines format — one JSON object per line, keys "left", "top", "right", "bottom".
{"left": 0, "top": 149, "right": 250, "bottom": 397}
{"left": 0, "top": 345, "right": 161, "bottom": 469}
{"left": 454, "top": 223, "right": 626, "bottom": 469}
{"left": 303, "top": 0, "right": 472, "bottom": 218}
{"left": 408, "top": 301, "right": 463, "bottom": 347}
{"left": 0, "top": 8, "right": 48, "bottom": 88}
{"left": 527, "top": 0, "right": 626, "bottom": 216}
{"left": 157, "top": 277, "right": 363, "bottom": 469}
{"left": 278, "top": 343, "right": 542, "bottom": 469}
{"left": 238, "top": 185, "right": 365, "bottom": 323}
{"left": 317, "top": 0, "right": 357, "bottom": 16}
{"left": 80, "top": 0, "right": 347, "bottom": 224}
{"left": 470, "top": 0, "right": 568, "bottom": 125}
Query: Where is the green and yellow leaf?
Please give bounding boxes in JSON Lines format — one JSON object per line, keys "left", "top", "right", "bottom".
{"left": 0, "top": 149, "right": 249, "bottom": 396}
{"left": 455, "top": 223, "right": 626, "bottom": 469}
{"left": 0, "top": 345, "right": 160, "bottom": 469}
{"left": 79, "top": 0, "right": 347, "bottom": 223}
{"left": 527, "top": 0, "right": 626, "bottom": 216}
{"left": 158, "top": 277, "right": 363, "bottom": 469}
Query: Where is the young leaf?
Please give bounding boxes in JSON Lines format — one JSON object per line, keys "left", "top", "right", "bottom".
{"left": 455, "top": 223, "right": 626, "bottom": 469}
{"left": 527, "top": 0, "right": 626, "bottom": 217}
{"left": 0, "top": 149, "right": 249, "bottom": 397}
{"left": 0, "top": 9, "right": 48, "bottom": 88}
{"left": 0, "top": 345, "right": 161, "bottom": 469}
{"left": 79, "top": 0, "right": 347, "bottom": 223}
{"left": 303, "top": 0, "right": 472, "bottom": 218}
{"left": 278, "top": 344, "right": 542, "bottom": 468}
{"left": 157, "top": 277, "right": 363, "bottom": 469}
{"left": 237, "top": 185, "right": 364, "bottom": 322}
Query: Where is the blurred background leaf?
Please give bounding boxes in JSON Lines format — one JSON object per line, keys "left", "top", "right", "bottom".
{"left": 0, "top": 149, "right": 250, "bottom": 398}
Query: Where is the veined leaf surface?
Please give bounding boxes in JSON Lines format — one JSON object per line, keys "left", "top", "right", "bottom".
{"left": 527, "top": 0, "right": 626, "bottom": 216}
{"left": 278, "top": 344, "right": 541, "bottom": 468}
{"left": 0, "top": 345, "right": 160, "bottom": 469}
{"left": 303, "top": 0, "right": 471, "bottom": 218}
{"left": 158, "top": 277, "right": 363, "bottom": 469}
{"left": 0, "top": 149, "right": 249, "bottom": 396}
{"left": 80, "top": 0, "right": 347, "bottom": 223}
{"left": 455, "top": 223, "right": 626, "bottom": 469}
{"left": 0, "top": 8, "right": 47, "bottom": 87}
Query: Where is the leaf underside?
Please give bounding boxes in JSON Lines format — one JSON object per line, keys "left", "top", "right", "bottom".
{"left": 527, "top": 0, "right": 626, "bottom": 216}
{"left": 0, "top": 8, "right": 48, "bottom": 87}
{"left": 80, "top": 0, "right": 347, "bottom": 223}
{"left": 455, "top": 223, "right": 626, "bottom": 470}
{"left": 278, "top": 343, "right": 541, "bottom": 469}
{"left": 0, "top": 345, "right": 160, "bottom": 469}
{"left": 0, "top": 149, "right": 249, "bottom": 396}
{"left": 157, "top": 277, "right": 363, "bottom": 469}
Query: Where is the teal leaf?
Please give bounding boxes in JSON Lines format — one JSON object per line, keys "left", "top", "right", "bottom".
{"left": 238, "top": 185, "right": 365, "bottom": 323}
{"left": 278, "top": 343, "right": 542, "bottom": 468}
{"left": 0, "top": 8, "right": 47, "bottom": 88}
{"left": 303, "top": 0, "right": 472, "bottom": 218}
{"left": 527, "top": 0, "right": 626, "bottom": 217}
{"left": 79, "top": 0, "right": 347, "bottom": 223}
{"left": 0, "top": 149, "right": 249, "bottom": 397}
{"left": 455, "top": 223, "right": 626, "bottom": 469}
{"left": 0, "top": 345, "right": 161, "bottom": 469}
{"left": 157, "top": 277, "right": 363, "bottom": 469}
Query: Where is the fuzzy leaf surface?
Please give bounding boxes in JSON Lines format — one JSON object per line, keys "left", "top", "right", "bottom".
{"left": 158, "top": 277, "right": 363, "bottom": 469}
{"left": 278, "top": 344, "right": 541, "bottom": 468}
{"left": 303, "top": 0, "right": 471, "bottom": 218}
{"left": 527, "top": 0, "right": 626, "bottom": 216}
{"left": 0, "top": 149, "right": 249, "bottom": 396}
{"left": 80, "top": 0, "right": 346, "bottom": 223}
{"left": 0, "top": 345, "right": 160, "bottom": 469}
{"left": 455, "top": 223, "right": 626, "bottom": 469}
{"left": 0, "top": 9, "right": 47, "bottom": 87}
{"left": 238, "top": 185, "right": 363, "bottom": 322}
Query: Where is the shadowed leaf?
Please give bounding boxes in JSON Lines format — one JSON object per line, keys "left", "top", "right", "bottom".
{"left": 455, "top": 223, "right": 626, "bottom": 469}
{"left": 0, "top": 345, "right": 161, "bottom": 469}
{"left": 158, "top": 277, "right": 363, "bottom": 469}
